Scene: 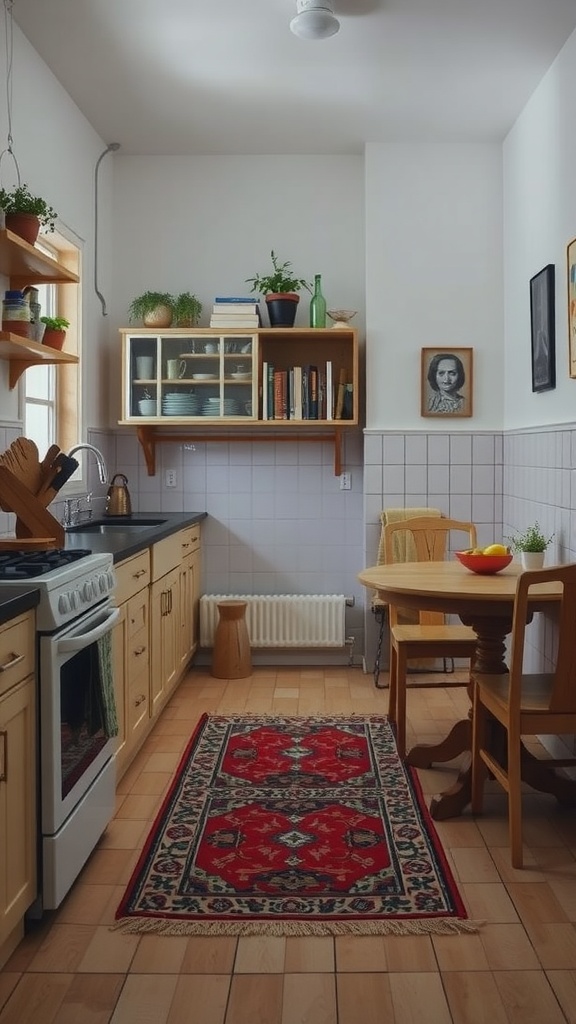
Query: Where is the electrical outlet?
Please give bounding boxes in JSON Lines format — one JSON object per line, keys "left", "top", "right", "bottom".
{"left": 340, "top": 472, "right": 351, "bottom": 490}
{"left": 165, "top": 469, "right": 177, "bottom": 488}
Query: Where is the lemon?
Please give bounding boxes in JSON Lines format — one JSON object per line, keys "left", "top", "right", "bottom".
{"left": 483, "top": 543, "right": 508, "bottom": 556}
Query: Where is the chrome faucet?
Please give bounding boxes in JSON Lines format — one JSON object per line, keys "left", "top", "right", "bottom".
{"left": 67, "top": 443, "right": 109, "bottom": 484}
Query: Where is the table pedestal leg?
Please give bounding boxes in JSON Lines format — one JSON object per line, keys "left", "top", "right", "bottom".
{"left": 407, "top": 614, "right": 510, "bottom": 820}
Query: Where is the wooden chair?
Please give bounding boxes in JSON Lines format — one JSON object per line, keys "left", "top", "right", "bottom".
{"left": 372, "top": 507, "right": 441, "bottom": 687}
{"left": 471, "top": 563, "right": 576, "bottom": 868}
{"left": 384, "top": 515, "right": 478, "bottom": 757}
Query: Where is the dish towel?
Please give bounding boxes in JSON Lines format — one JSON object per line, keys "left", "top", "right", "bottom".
{"left": 96, "top": 632, "right": 119, "bottom": 738}
{"left": 377, "top": 507, "right": 441, "bottom": 566}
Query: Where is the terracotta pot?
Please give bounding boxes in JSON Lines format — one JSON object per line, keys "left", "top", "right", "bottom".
{"left": 143, "top": 305, "right": 173, "bottom": 328}
{"left": 265, "top": 293, "right": 299, "bottom": 328}
{"left": 42, "top": 328, "right": 66, "bottom": 351}
{"left": 5, "top": 213, "right": 40, "bottom": 246}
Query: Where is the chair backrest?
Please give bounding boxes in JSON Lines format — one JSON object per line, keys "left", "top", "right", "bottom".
{"left": 508, "top": 563, "right": 576, "bottom": 714}
{"left": 383, "top": 516, "right": 477, "bottom": 627}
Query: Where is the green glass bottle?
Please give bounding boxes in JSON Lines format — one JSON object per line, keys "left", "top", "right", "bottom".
{"left": 309, "top": 274, "right": 326, "bottom": 328}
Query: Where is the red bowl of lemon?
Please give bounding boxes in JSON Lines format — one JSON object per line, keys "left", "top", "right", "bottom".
{"left": 455, "top": 545, "right": 513, "bottom": 575}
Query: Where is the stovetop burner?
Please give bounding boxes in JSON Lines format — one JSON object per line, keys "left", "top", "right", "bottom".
{"left": 0, "top": 548, "right": 92, "bottom": 580}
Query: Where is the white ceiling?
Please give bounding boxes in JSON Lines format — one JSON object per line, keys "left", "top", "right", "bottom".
{"left": 12, "top": 0, "right": 576, "bottom": 156}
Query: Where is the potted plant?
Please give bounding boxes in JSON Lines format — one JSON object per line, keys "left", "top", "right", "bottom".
{"left": 506, "top": 522, "right": 554, "bottom": 569}
{"left": 172, "top": 291, "right": 202, "bottom": 327}
{"left": 0, "top": 183, "right": 58, "bottom": 245}
{"left": 40, "top": 315, "right": 70, "bottom": 351}
{"left": 128, "top": 291, "right": 174, "bottom": 327}
{"left": 246, "top": 250, "right": 311, "bottom": 327}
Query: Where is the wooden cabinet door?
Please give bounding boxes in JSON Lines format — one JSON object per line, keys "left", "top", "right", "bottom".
{"left": 0, "top": 676, "right": 36, "bottom": 947}
{"left": 150, "top": 567, "right": 180, "bottom": 716}
{"left": 111, "top": 601, "right": 128, "bottom": 774}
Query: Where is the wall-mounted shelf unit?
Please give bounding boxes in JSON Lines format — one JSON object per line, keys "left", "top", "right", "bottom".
{"left": 119, "top": 327, "right": 359, "bottom": 476}
{"left": 0, "top": 228, "right": 80, "bottom": 387}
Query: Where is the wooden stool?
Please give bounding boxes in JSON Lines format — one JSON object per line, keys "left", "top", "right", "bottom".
{"left": 211, "top": 600, "right": 252, "bottom": 679}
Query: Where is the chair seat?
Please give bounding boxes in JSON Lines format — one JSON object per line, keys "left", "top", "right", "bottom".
{"left": 392, "top": 623, "right": 476, "bottom": 646}
{"left": 475, "top": 670, "right": 576, "bottom": 718}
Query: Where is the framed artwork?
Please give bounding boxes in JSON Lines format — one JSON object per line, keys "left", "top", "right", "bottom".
{"left": 568, "top": 239, "right": 576, "bottom": 378}
{"left": 530, "top": 263, "right": 555, "bottom": 393}
{"left": 421, "top": 347, "right": 473, "bottom": 418}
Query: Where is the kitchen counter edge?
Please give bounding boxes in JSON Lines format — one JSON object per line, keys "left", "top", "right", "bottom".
{"left": 0, "top": 585, "right": 40, "bottom": 626}
{"left": 63, "top": 511, "right": 207, "bottom": 563}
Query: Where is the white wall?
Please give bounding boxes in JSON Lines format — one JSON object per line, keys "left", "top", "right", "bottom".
{"left": 503, "top": 28, "right": 576, "bottom": 429}
{"left": 364, "top": 143, "right": 504, "bottom": 432}
{"left": 0, "top": 26, "right": 116, "bottom": 434}
{"left": 107, "top": 154, "right": 365, "bottom": 428}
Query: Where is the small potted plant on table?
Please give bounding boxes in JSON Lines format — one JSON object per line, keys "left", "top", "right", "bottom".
{"left": 246, "top": 250, "right": 311, "bottom": 327}
{"left": 507, "top": 522, "right": 554, "bottom": 570}
{"left": 40, "top": 315, "right": 70, "bottom": 350}
{"left": 0, "top": 183, "right": 58, "bottom": 245}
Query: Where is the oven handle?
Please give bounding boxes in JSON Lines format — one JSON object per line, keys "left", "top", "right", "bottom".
{"left": 56, "top": 607, "right": 121, "bottom": 653}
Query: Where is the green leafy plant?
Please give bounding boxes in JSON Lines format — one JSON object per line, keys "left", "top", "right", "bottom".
{"left": 246, "top": 250, "right": 311, "bottom": 295}
{"left": 506, "top": 522, "right": 554, "bottom": 553}
{"left": 128, "top": 291, "right": 174, "bottom": 323}
{"left": 0, "top": 182, "right": 58, "bottom": 231}
{"left": 40, "top": 315, "right": 70, "bottom": 331}
{"left": 172, "top": 291, "right": 202, "bottom": 326}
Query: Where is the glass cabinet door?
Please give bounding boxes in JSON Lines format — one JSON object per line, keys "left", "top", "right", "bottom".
{"left": 126, "top": 333, "right": 257, "bottom": 421}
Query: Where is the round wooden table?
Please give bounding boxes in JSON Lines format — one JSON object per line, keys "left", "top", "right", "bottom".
{"left": 358, "top": 560, "right": 574, "bottom": 819}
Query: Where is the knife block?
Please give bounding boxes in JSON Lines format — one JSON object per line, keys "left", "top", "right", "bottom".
{"left": 0, "top": 465, "right": 65, "bottom": 549}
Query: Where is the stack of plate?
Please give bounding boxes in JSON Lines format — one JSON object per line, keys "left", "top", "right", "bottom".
{"left": 162, "top": 392, "right": 201, "bottom": 416}
{"left": 201, "top": 397, "right": 240, "bottom": 416}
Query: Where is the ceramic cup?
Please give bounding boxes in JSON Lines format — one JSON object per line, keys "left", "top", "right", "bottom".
{"left": 136, "top": 355, "right": 154, "bottom": 379}
{"left": 167, "top": 358, "right": 186, "bottom": 379}
{"left": 205, "top": 342, "right": 218, "bottom": 354}
{"left": 138, "top": 398, "right": 156, "bottom": 416}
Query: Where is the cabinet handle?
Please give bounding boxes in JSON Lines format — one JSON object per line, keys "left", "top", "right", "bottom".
{"left": 133, "top": 569, "right": 147, "bottom": 579}
{"left": 0, "top": 651, "right": 25, "bottom": 674}
{"left": 134, "top": 694, "right": 146, "bottom": 707}
{"left": 182, "top": 542, "right": 190, "bottom": 551}
{"left": 168, "top": 589, "right": 173, "bottom": 614}
{"left": 134, "top": 645, "right": 146, "bottom": 656}
{"left": 0, "top": 730, "right": 6, "bottom": 782}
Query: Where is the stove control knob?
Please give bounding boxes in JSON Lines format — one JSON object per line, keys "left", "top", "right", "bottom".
{"left": 98, "top": 574, "right": 108, "bottom": 594}
{"left": 70, "top": 590, "right": 79, "bottom": 610}
{"left": 107, "top": 570, "right": 115, "bottom": 590}
{"left": 83, "top": 582, "right": 94, "bottom": 601}
{"left": 58, "top": 593, "right": 70, "bottom": 614}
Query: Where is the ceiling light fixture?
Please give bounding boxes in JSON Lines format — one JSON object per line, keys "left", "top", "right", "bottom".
{"left": 290, "top": 0, "right": 340, "bottom": 40}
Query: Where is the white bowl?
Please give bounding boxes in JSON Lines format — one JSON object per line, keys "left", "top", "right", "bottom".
{"left": 192, "top": 373, "right": 217, "bottom": 380}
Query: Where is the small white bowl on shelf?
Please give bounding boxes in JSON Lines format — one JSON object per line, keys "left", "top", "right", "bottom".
{"left": 327, "top": 309, "right": 357, "bottom": 328}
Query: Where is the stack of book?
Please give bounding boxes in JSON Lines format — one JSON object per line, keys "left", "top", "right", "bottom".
{"left": 210, "top": 297, "right": 261, "bottom": 328}
{"left": 260, "top": 360, "right": 351, "bottom": 421}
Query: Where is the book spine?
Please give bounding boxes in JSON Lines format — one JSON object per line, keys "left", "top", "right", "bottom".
{"left": 214, "top": 296, "right": 256, "bottom": 303}
{"left": 273, "top": 370, "right": 288, "bottom": 420}
{"left": 325, "top": 361, "right": 333, "bottom": 420}
{"left": 293, "top": 366, "right": 303, "bottom": 420}
{"left": 262, "top": 361, "right": 269, "bottom": 419}
{"left": 266, "top": 363, "right": 275, "bottom": 420}
{"left": 334, "top": 368, "right": 347, "bottom": 420}
{"left": 309, "top": 365, "right": 318, "bottom": 419}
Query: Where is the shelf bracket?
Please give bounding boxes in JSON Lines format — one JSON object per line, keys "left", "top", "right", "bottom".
{"left": 137, "top": 426, "right": 157, "bottom": 476}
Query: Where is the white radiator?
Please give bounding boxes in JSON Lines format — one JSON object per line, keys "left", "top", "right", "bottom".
{"left": 200, "top": 594, "right": 346, "bottom": 648}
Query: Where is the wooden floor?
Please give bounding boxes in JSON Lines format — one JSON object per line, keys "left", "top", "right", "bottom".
{"left": 1, "top": 665, "right": 576, "bottom": 1024}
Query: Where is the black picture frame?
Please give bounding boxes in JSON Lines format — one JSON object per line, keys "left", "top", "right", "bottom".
{"left": 530, "top": 264, "right": 555, "bottom": 393}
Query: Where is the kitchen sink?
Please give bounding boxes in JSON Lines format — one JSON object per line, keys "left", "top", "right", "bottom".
{"left": 66, "top": 518, "right": 167, "bottom": 533}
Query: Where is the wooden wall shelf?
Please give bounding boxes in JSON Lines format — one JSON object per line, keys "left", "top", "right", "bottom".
{"left": 0, "top": 229, "right": 79, "bottom": 287}
{"left": 0, "top": 333, "right": 78, "bottom": 389}
{"left": 136, "top": 425, "right": 347, "bottom": 477}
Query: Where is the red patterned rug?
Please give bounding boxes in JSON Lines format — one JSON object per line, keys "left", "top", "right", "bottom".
{"left": 114, "top": 714, "right": 475, "bottom": 936}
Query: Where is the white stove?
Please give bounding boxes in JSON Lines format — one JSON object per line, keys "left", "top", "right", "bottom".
{"left": 0, "top": 549, "right": 116, "bottom": 631}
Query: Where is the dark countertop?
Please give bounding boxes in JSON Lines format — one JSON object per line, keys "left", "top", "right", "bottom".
{"left": 0, "top": 512, "right": 207, "bottom": 626}
{"left": 63, "top": 511, "right": 207, "bottom": 563}
{"left": 0, "top": 585, "right": 40, "bottom": 626}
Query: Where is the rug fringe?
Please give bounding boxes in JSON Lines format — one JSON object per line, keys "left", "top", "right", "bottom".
{"left": 112, "top": 917, "right": 481, "bottom": 937}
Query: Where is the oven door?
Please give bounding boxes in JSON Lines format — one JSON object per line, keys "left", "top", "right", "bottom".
{"left": 38, "top": 599, "right": 121, "bottom": 835}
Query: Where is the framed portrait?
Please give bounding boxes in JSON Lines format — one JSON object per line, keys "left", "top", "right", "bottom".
{"left": 530, "top": 263, "right": 555, "bottom": 393}
{"left": 567, "top": 239, "right": 576, "bottom": 378}
{"left": 421, "top": 347, "right": 473, "bottom": 418}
